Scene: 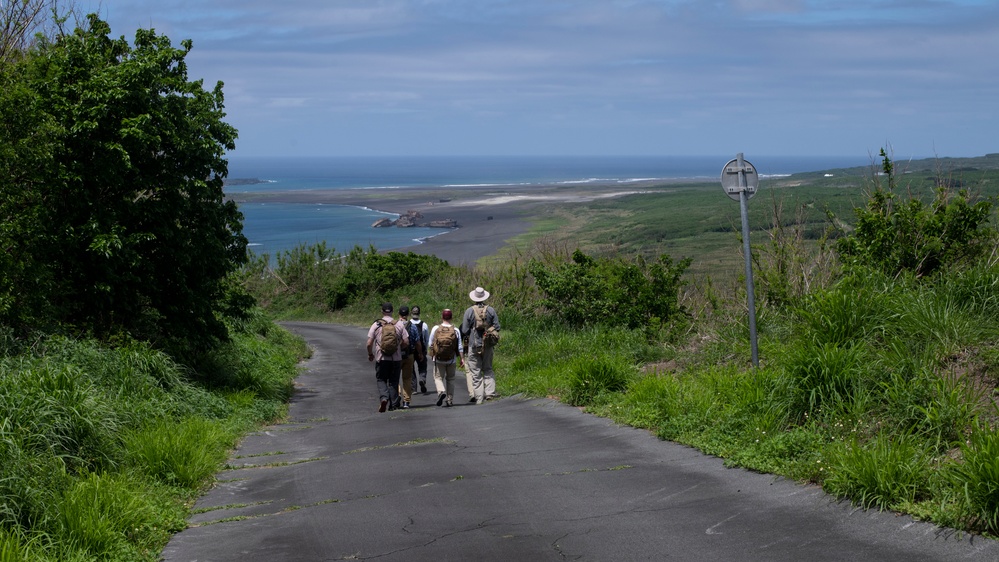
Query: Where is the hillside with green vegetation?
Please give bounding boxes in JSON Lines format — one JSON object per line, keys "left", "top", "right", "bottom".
{"left": 242, "top": 149, "right": 999, "bottom": 538}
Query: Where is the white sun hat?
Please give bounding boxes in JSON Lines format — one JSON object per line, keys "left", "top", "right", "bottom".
{"left": 469, "top": 286, "right": 490, "bottom": 302}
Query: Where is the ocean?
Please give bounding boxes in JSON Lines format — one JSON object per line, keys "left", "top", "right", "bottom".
{"left": 227, "top": 155, "right": 869, "bottom": 258}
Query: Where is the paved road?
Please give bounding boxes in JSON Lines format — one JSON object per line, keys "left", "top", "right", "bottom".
{"left": 162, "top": 322, "right": 999, "bottom": 561}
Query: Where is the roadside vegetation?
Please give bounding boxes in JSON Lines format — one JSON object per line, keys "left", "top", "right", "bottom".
{"left": 242, "top": 151, "right": 999, "bottom": 538}
{"left": 1, "top": 9, "right": 306, "bottom": 561}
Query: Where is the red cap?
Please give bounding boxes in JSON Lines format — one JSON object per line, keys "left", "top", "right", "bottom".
{"left": 442, "top": 309, "right": 452, "bottom": 320}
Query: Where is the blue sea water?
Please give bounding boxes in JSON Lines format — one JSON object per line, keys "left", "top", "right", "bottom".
{"left": 228, "top": 155, "right": 869, "bottom": 258}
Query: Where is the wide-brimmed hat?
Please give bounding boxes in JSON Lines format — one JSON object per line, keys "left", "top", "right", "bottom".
{"left": 469, "top": 287, "right": 490, "bottom": 302}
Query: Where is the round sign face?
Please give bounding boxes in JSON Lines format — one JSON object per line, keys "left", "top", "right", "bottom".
{"left": 721, "top": 157, "right": 759, "bottom": 201}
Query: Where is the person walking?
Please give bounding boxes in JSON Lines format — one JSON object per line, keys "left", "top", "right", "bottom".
{"left": 366, "top": 302, "right": 408, "bottom": 413}
{"left": 460, "top": 286, "right": 500, "bottom": 404}
{"left": 397, "top": 305, "right": 423, "bottom": 409}
{"left": 428, "top": 309, "right": 463, "bottom": 408}
{"left": 410, "top": 306, "right": 431, "bottom": 395}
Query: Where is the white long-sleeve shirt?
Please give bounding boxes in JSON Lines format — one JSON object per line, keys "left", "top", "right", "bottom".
{"left": 428, "top": 322, "right": 463, "bottom": 365}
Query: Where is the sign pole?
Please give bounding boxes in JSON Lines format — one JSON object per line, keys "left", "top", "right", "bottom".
{"left": 737, "top": 156, "right": 760, "bottom": 367}
{"left": 721, "top": 153, "right": 760, "bottom": 368}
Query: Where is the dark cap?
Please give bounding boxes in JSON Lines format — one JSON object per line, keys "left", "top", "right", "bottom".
{"left": 442, "top": 309, "right": 452, "bottom": 320}
{"left": 412, "top": 306, "right": 421, "bottom": 315}
{"left": 399, "top": 305, "right": 410, "bottom": 316}
{"left": 381, "top": 302, "right": 393, "bottom": 313}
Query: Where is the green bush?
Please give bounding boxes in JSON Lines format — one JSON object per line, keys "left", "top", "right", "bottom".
{"left": 949, "top": 422, "right": 999, "bottom": 533}
{"left": 124, "top": 417, "right": 236, "bottom": 489}
{"left": 564, "top": 355, "right": 635, "bottom": 407}
{"left": 834, "top": 149, "right": 995, "bottom": 278}
{"left": 823, "top": 433, "right": 933, "bottom": 510}
{"left": 57, "top": 472, "right": 180, "bottom": 560}
{"left": 797, "top": 282, "right": 885, "bottom": 346}
{"left": 783, "top": 341, "right": 866, "bottom": 420}
{"left": 528, "top": 248, "right": 691, "bottom": 330}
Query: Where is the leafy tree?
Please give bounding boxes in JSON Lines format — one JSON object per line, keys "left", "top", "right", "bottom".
{"left": 834, "top": 149, "right": 995, "bottom": 279}
{"left": 528, "top": 249, "right": 691, "bottom": 329}
{"left": 327, "top": 247, "right": 448, "bottom": 311}
{"left": 0, "top": 15, "right": 247, "bottom": 347}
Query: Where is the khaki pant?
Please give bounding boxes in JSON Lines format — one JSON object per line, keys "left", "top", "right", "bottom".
{"left": 433, "top": 360, "right": 457, "bottom": 404}
{"left": 464, "top": 345, "right": 496, "bottom": 402}
{"left": 399, "top": 354, "right": 415, "bottom": 404}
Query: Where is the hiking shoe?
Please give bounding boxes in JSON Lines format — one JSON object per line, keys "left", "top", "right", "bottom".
{"left": 420, "top": 381, "right": 427, "bottom": 394}
{"left": 378, "top": 400, "right": 388, "bottom": 413}
{"left": 402, "top": 402, "right": 410, "bottom": 409}
{"left": 444, "top": 401, "right": 453, "bottom": 407}
{"left": 468, "top": 396, "right": 476, "bottom": 403}
{"left": 436, "top": 393, "right": 447, "bottom": 407}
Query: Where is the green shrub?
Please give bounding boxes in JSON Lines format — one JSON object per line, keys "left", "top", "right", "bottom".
{"left": 564, "top": 355, "right": 635, "bottom": 407}
{"left": 529, "top": 248, "right": 691, "bottom": 330}
{"left": 949, "top": 422, "right": 999, "bottom": 533}
{"left": 783, "top": 342, "right": 866, "bottom": 420}
{"left": 618, "top": 372, "right": 683, "bottom": 428}
{"left": 57, "top": 472, "right": 180, "bottom": 560}
{"left": 797, "top": 283, "right": 884, "bottom": 346}
{"left": 916, "top": 373, "right": 981, "bottom": 447}
{"left": 125, "top": 417, "right": 236, "bottom": 489}
{"left": 823, "top": 433, "right": 933, "bottom": 510}
{"left": 834, "top": 149, "right": 995, "bottom": 278}
{"left": 891, "top": 290, "right": 985, "bottom": 357}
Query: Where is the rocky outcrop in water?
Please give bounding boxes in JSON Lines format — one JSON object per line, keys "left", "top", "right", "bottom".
{"left": 371, "top": 210, "right": 456, "bottom": 229}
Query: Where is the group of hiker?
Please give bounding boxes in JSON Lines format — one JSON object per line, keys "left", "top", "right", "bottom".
{"left": 365, "top": 286, "right": 501, "bottom": 413}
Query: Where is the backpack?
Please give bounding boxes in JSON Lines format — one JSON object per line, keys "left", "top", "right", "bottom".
{"left": 403, "top": 320, "right": 418, "bottom": 356}
{"left": 474, "top": 306, "right": 500, "bottom": 347}
{"left": 431, "top": 324, "right": 458, "bottom": 362}
{"left": 378, "top": 320, "right": 400, "bottom": 356}
{"left": 414, "top": 320, "right": 426, "bottom": 348}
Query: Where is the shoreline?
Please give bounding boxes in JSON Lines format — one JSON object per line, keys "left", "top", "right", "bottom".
{"left": 229, "top": 180, "right": 687, "bottom": 265}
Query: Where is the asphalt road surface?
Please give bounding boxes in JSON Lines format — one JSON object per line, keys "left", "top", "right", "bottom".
{"left": 161, "top": 322, "right": 999, "bottom": 561}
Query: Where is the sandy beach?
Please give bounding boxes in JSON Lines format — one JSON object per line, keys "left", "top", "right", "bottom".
{"left": 229, "top": 181, "right": 666, "bottom": 265}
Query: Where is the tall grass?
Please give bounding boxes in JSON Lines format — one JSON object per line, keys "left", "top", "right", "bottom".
{"left": 950, "top": 422, "right": 999, "bottom": 534}
{"left": 0, "top": 312, "right": 303, "bottom": 560}
{"left": 823, "top": 433, "right": 934, "bottom": 510}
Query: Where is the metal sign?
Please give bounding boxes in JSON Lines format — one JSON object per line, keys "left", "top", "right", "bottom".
{"left": 721, "top": 153, "right": 760, "bottom": 368}
{"left": 721, "top": 156, "right": 759, "bottom": 201}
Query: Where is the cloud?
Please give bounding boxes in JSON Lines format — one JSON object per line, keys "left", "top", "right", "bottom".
{"left": 90, "top": 0, "right": 999, "bottom": 156}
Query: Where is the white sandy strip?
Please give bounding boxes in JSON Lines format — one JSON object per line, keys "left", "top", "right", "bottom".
{"left": 445, "top": 191, "right": 648, "bottom": 207}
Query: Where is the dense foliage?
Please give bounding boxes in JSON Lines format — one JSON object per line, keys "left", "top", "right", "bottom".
{"left": 528, "top": 249, "right": 691, "bottom": 329}
{"left": 240, "top": 244, "right": 448, "bottom": 314}
{"left": 0, "top": 13, "right": 291, "bottom": 561}
{"left": 0, "top": 314, "right": 304, "bottom": 560}
{"left": 0, "top": 15, "right": 247, "bottom": 348}
{"left": 834, "top": 149, "right": 994, "bottom": 278}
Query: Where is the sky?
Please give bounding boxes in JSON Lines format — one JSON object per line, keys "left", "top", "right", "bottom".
{"left": 84, "top": 0, "right": 999, "bottom": 159}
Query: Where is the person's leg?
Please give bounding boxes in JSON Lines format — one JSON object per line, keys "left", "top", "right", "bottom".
{"left": 399, "top": 355, "right": 414, "bottom": 407}
{"left": 444, "top": 362, "right": 456, "bottom": 406}
{"left": 433, "top": 361, "right": 447, "bottom": 406}
{"left": 417, "top": 357, "right": 428, "bottom": 393}
{"left": 466, "top": 351, "right": 485, "bottom": 403}
{"left": 387, "top": 360, "right": 401, "bottom": 410}
{"left": 482, "top": 345, "right": 496, "bottom": 398}
{"left": 375, "top": 361, "right": 391, "bottom": 412}
{"left": 464, "top": 352, "right": 479, "bottom": 402}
